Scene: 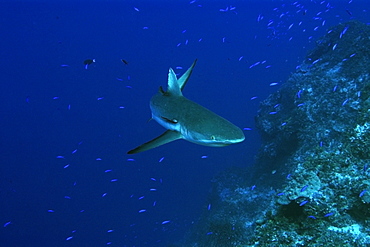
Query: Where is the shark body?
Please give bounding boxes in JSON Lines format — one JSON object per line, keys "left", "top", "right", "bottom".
{"left": 127, "top": 60, "right": 245, "bottom": 154}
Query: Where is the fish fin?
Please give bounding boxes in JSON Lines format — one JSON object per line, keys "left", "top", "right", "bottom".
{"left": 178, "top": 59, "right": 197, "bottom": 91}
{"left": 127, "top": 130, "right": 182, "bottom": 154}
{"left": 158, "top": 86, "right": 166, "bottom": 95}
{"left": 167, "top": 68, "right": 182, "bottom": 96}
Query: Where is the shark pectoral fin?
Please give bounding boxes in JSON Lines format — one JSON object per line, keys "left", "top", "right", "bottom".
{"left": 127, "top": 130, "right": 182, "bottom": 154}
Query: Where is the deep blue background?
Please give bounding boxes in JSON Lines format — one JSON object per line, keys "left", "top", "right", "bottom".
{"left": 0, "top": 1, "right": 368, "bottom": 246}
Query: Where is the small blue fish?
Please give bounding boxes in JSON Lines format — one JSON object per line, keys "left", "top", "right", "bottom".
{"left": 339, "top": 26, "right": 349, "bottom": 39}
{"left": 297, "top": 90, "right": 302, "bottom": 98}
{"left": 300, "top": 185, "right": 308, "bottom": 192}
{"left": 359, "top": 190, "right": 367, "bottom": 197}
{"left": 324, "top": 212, "right": 334, "bottom": 217}
{"left": 249, "top": 61, "right": 260, "bottom": 68}
{"left": 3, "top": 221, "right": 11, "bottom": 227}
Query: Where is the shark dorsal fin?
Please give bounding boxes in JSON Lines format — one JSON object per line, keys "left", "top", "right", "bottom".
{"left": 178, "top": 59, "right": 197, "bottom": 91}
{"left": 167, "top": 68, "right": 182, "bottom": 96}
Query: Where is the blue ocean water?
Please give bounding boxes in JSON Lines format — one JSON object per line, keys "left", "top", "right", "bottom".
{"left": 0, "top": 1, "right": 368, "bottom": 246}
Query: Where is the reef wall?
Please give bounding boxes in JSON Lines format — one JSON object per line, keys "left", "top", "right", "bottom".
{"left": 183, "top": 20, "right": 370, "bottom": 246}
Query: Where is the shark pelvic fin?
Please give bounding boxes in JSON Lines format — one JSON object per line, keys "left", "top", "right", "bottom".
{"left": 127, "top": 130, "right": 182, "bottom": 154}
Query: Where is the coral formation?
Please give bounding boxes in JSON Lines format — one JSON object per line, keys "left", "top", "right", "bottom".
{"left": 182, "top": 20, "right": 370, "bottom": 246}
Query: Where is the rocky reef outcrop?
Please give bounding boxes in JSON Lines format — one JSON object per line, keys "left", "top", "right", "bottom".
{"left": 182, "top": 20, "right": 370, "bottom": 246}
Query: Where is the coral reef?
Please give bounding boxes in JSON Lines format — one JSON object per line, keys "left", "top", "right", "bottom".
{"left": 182, "top": 20, "right": 370, "bottom": 246}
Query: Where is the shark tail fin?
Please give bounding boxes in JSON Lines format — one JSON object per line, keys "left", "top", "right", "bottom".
{"left": 167, "top": 59, "right": 197, "bottom": 95}
{"left": 178, "top": 59, "right": 197, "bottom": 91}
{"left": 127, "top": 130, "right": 182, "bottom": 154}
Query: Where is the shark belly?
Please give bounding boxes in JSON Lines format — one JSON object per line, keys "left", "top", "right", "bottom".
{"left": 150, "top": 94, "right": 245, "bottom": 147}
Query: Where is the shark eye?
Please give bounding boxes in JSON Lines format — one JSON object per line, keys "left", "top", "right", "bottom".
{"left": 210, "top": 135, "right": 216, "bottom": 140}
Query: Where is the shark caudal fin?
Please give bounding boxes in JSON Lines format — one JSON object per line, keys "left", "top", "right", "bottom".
{"left": 165, "top": 59, "right": 197, "bottom": 95}
{"left": 127, "top": 130, "right": 182, "bottom": 154}
{"left": 178, "top": 59, "right": 197, "bottom": 91}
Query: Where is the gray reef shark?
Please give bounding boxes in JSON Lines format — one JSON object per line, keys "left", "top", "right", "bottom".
{"left": 127, "top": 59, "right": 245, "bottom": 154}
